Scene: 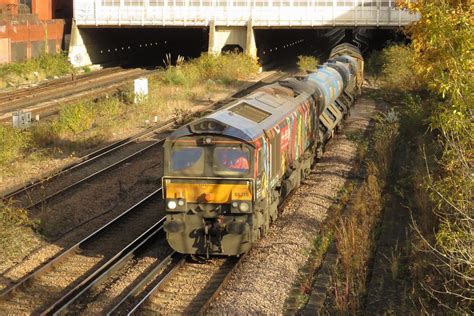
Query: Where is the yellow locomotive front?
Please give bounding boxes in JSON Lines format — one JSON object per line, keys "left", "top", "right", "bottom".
{"left": 162, "top": 125, "right": 257, "bottom": 256}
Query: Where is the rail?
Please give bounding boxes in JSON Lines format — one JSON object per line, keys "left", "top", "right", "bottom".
{"left": 0, "top": 188, "right": 163, "bottom": 301}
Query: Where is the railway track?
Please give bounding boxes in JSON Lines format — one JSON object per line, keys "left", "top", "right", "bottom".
{"left": 0, "top": 188, "right": 164, "bottom": 314}
{"left": 0, "top": 69, "right": 292, "bottom": 314}
{"left": 0, "top": 67, "right": 154, "bottom": 123}
{"left": 45, "top": 229, "right": 177, "bottom": 315}
{"left": 123, "top": 255, "right": 243, "bottom": 315}
{"left": 0, "top": 67, "right": 122, "bottom": 105}
{"left": 2, "top": 120, "right": 173, "bottom": 209}
{"left": 2, "top": 69, "right": 291, "bottom": 208}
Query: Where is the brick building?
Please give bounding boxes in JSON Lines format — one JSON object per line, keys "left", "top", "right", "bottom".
{"left": 0, "top": 0, "right": 71, "bottom": 64}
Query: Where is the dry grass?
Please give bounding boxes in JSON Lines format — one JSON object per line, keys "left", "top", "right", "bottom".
{"left": 0, "top": 201, "right": 44, "bottom": 271}
{"left": 331, "top": 114, "right": 399, "bottom": 313}
{"left": 0, "top": 54, "right": 258, "bottom": 273}
{"left": 0, "top": 80, "right": 235, "bottom": 190}
{"left": 161, "top": 52, "right": 259, "bottom": 86}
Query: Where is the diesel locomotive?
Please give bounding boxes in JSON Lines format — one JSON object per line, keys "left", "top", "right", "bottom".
{"left": 162, "top": 43, "right": 364, "bottom": 256}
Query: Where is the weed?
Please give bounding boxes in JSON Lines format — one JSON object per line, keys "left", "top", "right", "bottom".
{"left": 313, "top": 232, "right": 333, "bottom": 256}
{"left": 380, "top": 45, "right": 421, "bottom": 92}
{"left": 0, "top": 201, "right": 42, "bottom": 264}
{"left": 0, "top": 125, "right": 29, "bottom": 167}
{"left": 0, "top": 52, "right": 72, "bottom": 86}
{"left": 161, "top": 53, "right": 259, "bottom": 87}
{"left": 56, "top": 102, "right": 95, "bottom": 135}
{"left": 384, "top": 242, "right": 402, "bottom": 280}
{"left": 330, "top": 114, "right": 399, "bottom": 313}
{"left": 297, "top": 55, "right": 319, "bottom": 73}
{"left": 0, "top": 201, "right": 35, "bottom": 228}
{"left": 29, "top": 122, "right": 61, "bottom": 147}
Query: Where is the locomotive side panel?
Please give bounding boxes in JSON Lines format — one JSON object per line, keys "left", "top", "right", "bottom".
{"left": 162, "top": 43, "right": 364, "bottom": 256}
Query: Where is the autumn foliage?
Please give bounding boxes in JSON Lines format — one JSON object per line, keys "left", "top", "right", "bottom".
{"left": 396, "top": 0, "right": 473, "bottom": 312}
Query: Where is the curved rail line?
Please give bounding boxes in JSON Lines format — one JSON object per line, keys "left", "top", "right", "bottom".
{"left": 105, "top": 252, "right": 184, "bottom": 315}
{"left": 2, "top": 69, "right": 290, "bottom": 208}
{"left": 0, "top": 67, "right": 153, "bottom": 123}
{"left": 1, "top": 120, "right": 173, "bottom": 203}
{"left": 0, "top": 67, "right": 123, "bottom": 105}
{"left": 0, "top": 188, "right": 164, "bottom": 310}
{"left": 42, "top": 216, "right": 168, "bottom": 315}
{"left": 0, "top": 69, "right": 292, "bottom": 315}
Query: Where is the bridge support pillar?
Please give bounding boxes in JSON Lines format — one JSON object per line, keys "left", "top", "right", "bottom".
{"left": 68, "top": 20, "right": 93, "bottom": 67}
{"left": 208, "top": 20, "right": 257, "bottom": 58}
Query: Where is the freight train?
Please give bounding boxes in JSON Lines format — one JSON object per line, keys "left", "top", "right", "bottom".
{"left": 162, "top": 43, "right": 364, "bottom": 256}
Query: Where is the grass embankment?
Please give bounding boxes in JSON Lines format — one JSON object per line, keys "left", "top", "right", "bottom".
{"left": 326, "top": 1, "right": 473, "bottom": 312}
{"left": 326, "top": 112, "right": 399, "bottom": 313}
{"left": 0, "top": 53, "right": 73, "bottom": 89}
{"left": 373, "top": 2, "right": 472, "bottom": 313}
{"left": 0, "top": 53, "right": 259, "bottom": 268}
{"left": 283, "top": 94, "right": 399, "bottom": 313}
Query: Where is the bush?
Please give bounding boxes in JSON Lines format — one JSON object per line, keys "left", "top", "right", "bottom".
{"left": 297, "top": 55, "right": 319, "bottom": 73}
{"left": 161, "top": 53, "right": 259, "bottom": 86}
{"left": 0, "top": 125, "right": 29, "bottom": 166}
{"left": 161, "top": 66, "right": 190, "bottom": 86}
{"left": 365, "top": 50, "right": 384, "bottom": 84}
{"left": 36, "top": 53, "right": 73, "bottom": 78}
{"left": 0, "top": 52, "right": 73, "bottom": 83}
{"left": 380, "top": 45, "right": 421, "bottom": 91}
{"left": 0, "top": 202, "right": 34, "bottom": 228}
{"left": 56, "top": 102, "right": 95, "bottom": 135}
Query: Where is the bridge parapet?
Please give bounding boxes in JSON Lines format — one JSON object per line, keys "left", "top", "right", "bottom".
{"left": 74, "top": 0, "right": 418, "bottom": 28}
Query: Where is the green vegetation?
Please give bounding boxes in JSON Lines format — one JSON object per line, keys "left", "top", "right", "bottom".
{"left": 364, "top": 1, "right": 473, "bottom": 312}
{"left": 296, "top": 55, "right": 319, "bottom": 73}
{"left": 0, "top": 125, "right": 29, "bottom": 166}
{"left": 0, "top": 52, "right": 260, "bottom": 174}
{"left": 161, "top": 52, "right": 260, "bottom": 86}
{"left": 332, "top": 114, "right": 399, "bottom": 313}
{"left": 380, "top": 45, "right": 421, "bottom": 91}
{"left": 0, "top": 53, "right": 73, "bottom": 88}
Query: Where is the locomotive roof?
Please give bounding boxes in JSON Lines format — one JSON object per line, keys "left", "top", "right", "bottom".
{"left": 168, "top": 82, "right": 315, "bottom": 144}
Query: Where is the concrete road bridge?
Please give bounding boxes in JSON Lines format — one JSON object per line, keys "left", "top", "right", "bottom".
{"left": 69, "top": 0, "right": 419, "bottom": 66}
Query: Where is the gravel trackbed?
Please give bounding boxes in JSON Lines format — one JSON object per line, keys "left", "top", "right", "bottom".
{"left": 208, "top": 97, "right": 377, "bottom": 314}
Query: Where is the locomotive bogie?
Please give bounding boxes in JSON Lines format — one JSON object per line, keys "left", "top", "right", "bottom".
{"left": 164, "top": 213, "right": 253, "bottom": 255}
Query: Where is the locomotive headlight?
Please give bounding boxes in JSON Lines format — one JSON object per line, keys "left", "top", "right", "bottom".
{"left": 239, "top": 202, "right": 250, "bottom": 212}
{"left": 167, "top": 200, "right": 177, "bottom": 210}
{"left": 177, "top": 199, "right": 185, "bottom": 206}
{"left": 232, "top": 201, "right": 239, "bottom": 208}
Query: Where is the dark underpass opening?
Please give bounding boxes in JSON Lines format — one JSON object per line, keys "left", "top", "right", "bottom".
{"left": 76, "top": 27, "right": 404, "bottom": 69}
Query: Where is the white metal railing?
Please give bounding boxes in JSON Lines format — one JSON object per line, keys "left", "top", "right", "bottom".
{"left": 74, "top": 0, "right": 419, "bottom": 27}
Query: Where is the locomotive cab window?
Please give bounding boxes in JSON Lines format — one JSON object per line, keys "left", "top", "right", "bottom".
{"left": 213, "top": 146, "right": 250, "bottom": 176}
{"left": 170, "top": 146, "right": 204, "bottom": 175}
